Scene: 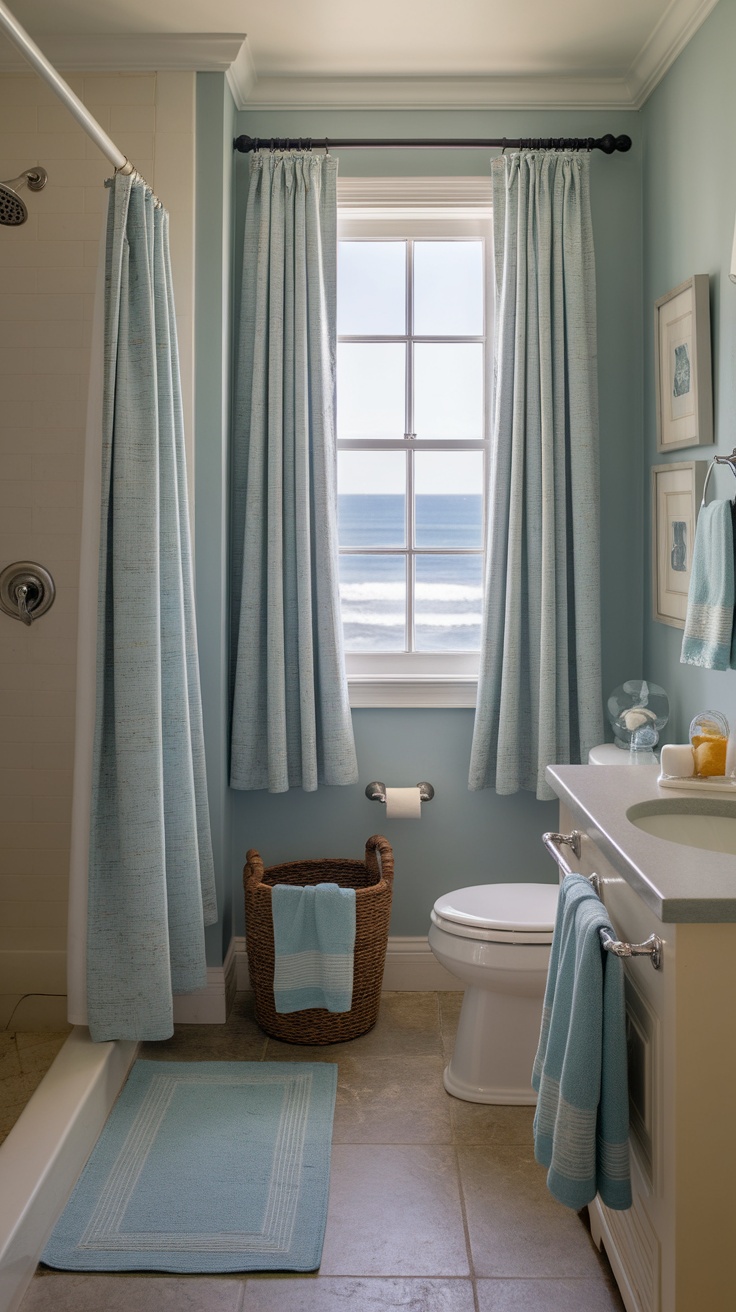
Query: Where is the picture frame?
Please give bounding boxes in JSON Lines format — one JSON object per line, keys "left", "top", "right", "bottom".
{"left": 654, "top": 275, "right": 713, "bottom": 453}
{"left": 651, "top": 461, "right": 707, "bottom": 628}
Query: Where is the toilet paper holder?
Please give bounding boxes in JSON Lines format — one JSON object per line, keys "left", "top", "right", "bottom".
{"left": 365, "top": 781, "right": 435, "bottom": 803}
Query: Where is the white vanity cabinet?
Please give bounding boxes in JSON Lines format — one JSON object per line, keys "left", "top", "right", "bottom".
{"left": 549, "top": 777, "right": 736, "bottom": 1312}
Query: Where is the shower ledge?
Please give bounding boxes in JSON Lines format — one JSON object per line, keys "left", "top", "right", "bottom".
{"left": 0, "top": 1027, "right": 137, "bottom": 1312}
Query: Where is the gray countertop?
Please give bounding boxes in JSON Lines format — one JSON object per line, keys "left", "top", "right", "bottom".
{"left": 546, "top": 764, "right": 736, "bottom": 923}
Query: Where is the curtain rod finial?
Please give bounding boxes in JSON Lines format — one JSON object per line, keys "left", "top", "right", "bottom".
{"left": 597, "top": 134, "right": 632, "bottom": 155}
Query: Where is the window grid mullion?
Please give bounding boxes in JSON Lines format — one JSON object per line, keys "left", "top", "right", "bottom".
{"left": 406, "top": 239, "right": 414, "bottom": 652}
{"left": 338, "top": 335, "right": 484, "bottom": 344}
{"left": 340, "top": 547, "right": 484, "bottom": 555}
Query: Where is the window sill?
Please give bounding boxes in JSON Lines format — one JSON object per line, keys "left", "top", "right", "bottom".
{"left": 348, "top": 677, "right": 477, "bottom": 709}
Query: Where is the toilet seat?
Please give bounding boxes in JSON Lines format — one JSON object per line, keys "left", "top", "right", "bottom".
{"left": 431, "top": 882, "right": 558, "bottom": 945}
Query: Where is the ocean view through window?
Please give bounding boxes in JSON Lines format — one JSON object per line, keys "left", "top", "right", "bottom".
{"left": 336, "top": 184, "right": 492, "bottom": 703}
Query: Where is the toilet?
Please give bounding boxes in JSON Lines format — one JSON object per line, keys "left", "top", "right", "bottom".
{"left": 428, "top": 881, "right": 559, "bottom": 1104}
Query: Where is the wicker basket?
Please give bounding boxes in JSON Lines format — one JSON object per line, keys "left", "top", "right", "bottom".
{"left": 243, "top": 835, "right": 394, "bottom": 1044}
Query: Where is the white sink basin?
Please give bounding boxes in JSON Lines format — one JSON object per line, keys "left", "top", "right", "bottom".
{"left": 627, "top": 799, "right": 736, "bottom": 856}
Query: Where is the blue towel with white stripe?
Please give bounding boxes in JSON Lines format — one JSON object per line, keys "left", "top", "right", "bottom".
{"left": 681, "top": 500, "right": 736, "bottom": 670}
{"left": 532, "top": 874, "right": 631, "bottom": 1212}
{"left": 272, "top": 883, "right": 356, "bottom": 1014}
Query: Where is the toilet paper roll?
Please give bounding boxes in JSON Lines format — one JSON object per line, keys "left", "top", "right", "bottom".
{"left": 660, "top": 743, "right": 695, "bottom": 778}
{"left": 385, "top": 786, "right": 422, "bottom": 820}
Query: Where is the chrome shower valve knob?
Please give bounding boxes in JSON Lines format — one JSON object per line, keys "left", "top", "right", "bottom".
{"left": 0, "top": 561, "right": 55, "bottom": 625}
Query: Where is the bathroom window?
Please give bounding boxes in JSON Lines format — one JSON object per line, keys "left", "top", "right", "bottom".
{"left": 337, "top": 178, "right": 492, "bottom": 707}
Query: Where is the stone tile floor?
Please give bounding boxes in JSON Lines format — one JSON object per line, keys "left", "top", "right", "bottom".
{"left": 20, "top": 993, "right": 625, "bottom": 1312}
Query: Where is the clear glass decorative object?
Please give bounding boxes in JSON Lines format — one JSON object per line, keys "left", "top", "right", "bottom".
{"left": 606, "top": 680, "right": 670, "bottom": 761}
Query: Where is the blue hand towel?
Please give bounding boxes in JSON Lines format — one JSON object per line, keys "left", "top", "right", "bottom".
{"left": 532, "top": 874, "right": 631, "bottom": 1212}
{"left": 272, "top": 883, "right": 356, "bottom": 1014}
{"left": 681, "top": 500, "right": 736, "bottom": 670}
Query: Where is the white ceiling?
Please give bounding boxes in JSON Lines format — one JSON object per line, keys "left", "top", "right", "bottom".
{"left": 0, "top": 0, "right": 721, "bottom": 108}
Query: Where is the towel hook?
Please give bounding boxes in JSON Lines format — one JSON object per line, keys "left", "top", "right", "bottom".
{"left": 700, "top": 448, "right": 736, "bottom": 507}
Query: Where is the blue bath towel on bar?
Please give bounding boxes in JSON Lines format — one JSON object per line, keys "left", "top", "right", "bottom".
{"left": 272, "top": 884, "right": 356, "bottom": 1013}
{"left": 681, "top": 500, "right": 736, "bottom": 670}
{"left": 532, "top": 874, "right": 631, "bottom": 1212}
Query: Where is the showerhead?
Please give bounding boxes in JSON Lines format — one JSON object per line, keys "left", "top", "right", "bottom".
{"left": 0, "top": 166, "right": 47, "bottom": 226}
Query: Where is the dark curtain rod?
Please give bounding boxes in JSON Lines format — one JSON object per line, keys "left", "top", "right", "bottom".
{"left": 233, "top": 133, "right": 632, "bottom": 156}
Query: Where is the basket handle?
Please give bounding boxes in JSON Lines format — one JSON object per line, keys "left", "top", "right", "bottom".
{"left": 244, "top": 848, "right": 265, "bottom": 891}
{"left": 365, "top": 834, "right": 394, "bottom": 888}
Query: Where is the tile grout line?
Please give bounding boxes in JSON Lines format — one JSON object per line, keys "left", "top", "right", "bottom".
{"left": 452, "top": 1140, "right": 481, "bottom": 1312}
{"left": 441, "top": 989, "right": 481, "bottom": 1308}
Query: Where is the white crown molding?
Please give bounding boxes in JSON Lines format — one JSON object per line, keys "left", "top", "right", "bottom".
{"left": 0, "top": 2, "right": 716, "bottom": 106}
{"left": 231, "top": 72, "right": 637, "bottom": 112}
{"left": 226, "top": 37, "right": 258, "bottom": 107}
{"left": 627, "top": 0, "right": 721, "bottom": 108}
{"left": 227, "top": 0, "right": 720, "bottom": 113}
{"left": 0, "top": 32, "right": 246, "bottom": 73}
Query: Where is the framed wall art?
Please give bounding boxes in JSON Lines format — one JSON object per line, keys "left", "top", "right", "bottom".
{"left": 654, "top": 275, "right": 713, "bottom": 453}
{"left": 651, "top": 461, "right": 707, "bottom": 627}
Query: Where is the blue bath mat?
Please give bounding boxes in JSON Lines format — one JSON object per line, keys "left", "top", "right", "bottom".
{"left": 42, "top": 1060, "right": 337, "bottom": 1272}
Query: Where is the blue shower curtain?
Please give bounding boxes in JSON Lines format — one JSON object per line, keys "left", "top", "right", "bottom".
{"left": 230, "top": 152, "right": 358, "bottom": 792}
{"left": 86, "top": 173, "right": 217, "bottom": 1042}
{"left": 470, "top": 152, "right": 603, "bottom": 800}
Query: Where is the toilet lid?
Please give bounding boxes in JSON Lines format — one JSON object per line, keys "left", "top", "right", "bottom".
{"left": 432, "top": 883, "right": 559, "bottom": 935}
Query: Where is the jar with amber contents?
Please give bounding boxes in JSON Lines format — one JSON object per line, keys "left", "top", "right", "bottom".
{"left": 689, "top": 710, "right": 730, "bottom": 777}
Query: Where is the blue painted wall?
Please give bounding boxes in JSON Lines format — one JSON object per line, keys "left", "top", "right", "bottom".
{"left": 196, "top": 91, "right": 644, "bottom": 946}
{"left": 642, "top": 0, "right": 736, "bottom": 740}
{"left": 195, "top": 74, "right": 237, "bottom": 964}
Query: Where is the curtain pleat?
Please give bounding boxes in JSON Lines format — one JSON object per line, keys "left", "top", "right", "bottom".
{"left": 86, "top": 174, "right": 217, "bottom": 1042}
{"left": 470, "top": 152, "right": 603, "bottom": 801}
{"left": 230, "top": 153, "right": 358, "bottom": 792}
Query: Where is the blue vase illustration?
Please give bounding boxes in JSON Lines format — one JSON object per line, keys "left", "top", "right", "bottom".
{"left": 673, "top": 343, "right": 691, "bottom": 398}
{"left": 671, "top": 521, "right": 687, "bottom": 572}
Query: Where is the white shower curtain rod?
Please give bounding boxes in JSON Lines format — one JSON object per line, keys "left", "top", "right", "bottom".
{"left": 0, "top": 0, "right": 131, "bottom": 173}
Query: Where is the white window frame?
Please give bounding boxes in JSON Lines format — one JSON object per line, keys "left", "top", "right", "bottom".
{"left": 337, "top": 177, "right": 493, "bottom": 708}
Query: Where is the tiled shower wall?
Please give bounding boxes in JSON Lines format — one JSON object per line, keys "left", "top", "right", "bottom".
{"left": 0, "top": 69, "right": 195, "bottom": 1027}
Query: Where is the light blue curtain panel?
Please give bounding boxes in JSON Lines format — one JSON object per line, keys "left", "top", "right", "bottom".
{"left": 231, "top": 152, "right": 358, "bottom": 792}
{"left": 87, "top": 174, "right": 217, "bottom": 1042}
{"left": 470, "top": 152, "right": 603, "bottom": 801}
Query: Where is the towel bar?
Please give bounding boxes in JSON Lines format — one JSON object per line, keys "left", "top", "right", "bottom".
{"left": 542, "top": 830, "right": 663, "bottom": 970}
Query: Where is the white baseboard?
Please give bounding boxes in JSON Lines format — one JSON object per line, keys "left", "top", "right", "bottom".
{"left": 381, "top": 937, "right": 459, "bottom": 990}
{"left": 172, "top": 938, "right": 237, "bottom": 1024}
{"left": 234, "top": 935, "right": 458, "bottom": 993}
{"left": 0, "top": 933, "right": 453, "bottom": 1036}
